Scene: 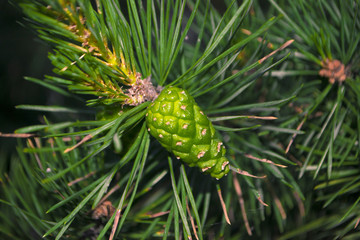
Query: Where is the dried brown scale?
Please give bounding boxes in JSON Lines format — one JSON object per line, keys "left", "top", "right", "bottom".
{"left": 124, "top": 76, "right": 159, "bottom": 106}
{"left": 92, "top": 201, "right": 115, "bottom": 220}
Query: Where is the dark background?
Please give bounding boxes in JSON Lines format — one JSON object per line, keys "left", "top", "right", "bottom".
{"left": 0, "top": 1, "right": 53, "bottom": 151}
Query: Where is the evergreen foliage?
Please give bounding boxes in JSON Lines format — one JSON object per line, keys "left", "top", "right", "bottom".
{"left": 1, "top": 0, "right": 359, "bottom": 239}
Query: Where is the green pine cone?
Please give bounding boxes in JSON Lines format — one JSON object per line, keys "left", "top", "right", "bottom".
{"left": 146, "top": 86, "right": 230, "bottom": 179}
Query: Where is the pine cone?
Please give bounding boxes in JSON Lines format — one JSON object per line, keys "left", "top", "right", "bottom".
{"left": 146, "top": 86, "right": 230, "bottom": 179}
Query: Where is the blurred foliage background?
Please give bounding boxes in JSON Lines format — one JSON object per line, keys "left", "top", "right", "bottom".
{"left": 0, "top": 0, "right": 359, "bottom": 239}
{"left": 0, "top": 1, "right": 51, "bottom": 154}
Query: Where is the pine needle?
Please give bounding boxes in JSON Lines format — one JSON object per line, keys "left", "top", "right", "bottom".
{"left": 147, "top": 211, "right": 170, "bottom": 218}
{"left": 67, "top": 171, "right": 96, "bottom": 186}
{"left": 256, "top": 193, "right": 269, "bottom": 207}
{"left": 241, "top": 28, "right": 274, "bottom": 49}
{"left": 216, "top": 184, "right": 231, "bottom": 225}
{"left": 27, "top": 138, "right": 43, "bottom": 170}
{"left": 0, "top": 132, "right": 36, "bottom": 138}
{"left": 232, "top": 173, "right": 252, "bottom": 236}
{"left": 355, "top": 217, "right": 360, "bottom": 229}
{"left": 265, "top": 179, "right": 287, "bottom": 220}
{"left": 293, "top": 192, "right": 305, "bottom": 218}
{"left": 109, "top": 209, "right": 121, "bottom": 240}
{"left": 258, "top": 39, "right": 294, "bottom": 64}
{"left": 285, "top": 117, "right": 306, "bottom": 154}
{"left": 230, "top": 166, "right": 267, "bottom": 178}
{"left": 243, "top": 153, "right": 287, "bottom": 168}
{"left": 64, "top": 134, "right": 93, "bottom": 153}
{"left": 186, "top": 199, "right": 199, "bottom": 240}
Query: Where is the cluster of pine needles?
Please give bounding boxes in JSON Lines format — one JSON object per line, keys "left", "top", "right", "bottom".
{"left": 1, "top": 0, "right": 359, "bottom": 239}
